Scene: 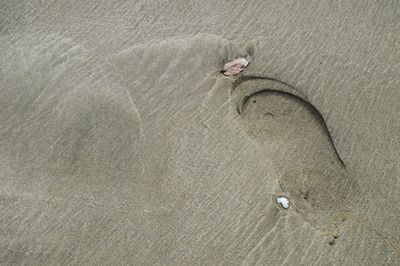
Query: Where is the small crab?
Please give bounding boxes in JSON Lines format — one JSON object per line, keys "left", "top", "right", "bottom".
{"left": 221, "top": 57, "right": 250, "bottom": 76}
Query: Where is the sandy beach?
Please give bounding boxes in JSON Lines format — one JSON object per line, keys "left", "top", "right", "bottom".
{"left": 1, "top": 1, "right": 400, "bottom": 265}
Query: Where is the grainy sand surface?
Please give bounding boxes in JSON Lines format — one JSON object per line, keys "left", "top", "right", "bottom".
{"left": 1, "top": 1, "right": 400, "bottom": 265}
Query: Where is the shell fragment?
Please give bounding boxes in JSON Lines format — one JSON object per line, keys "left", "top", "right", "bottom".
{"left": 276, "top": 196, "right": 290, "bottom": 209}
{"left": 221, "top": 58, "right": 249, "bottom": 76}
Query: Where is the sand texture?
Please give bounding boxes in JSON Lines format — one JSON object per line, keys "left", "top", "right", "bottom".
{"left": 1, "top": 1, "right": 400, "bottom": 265}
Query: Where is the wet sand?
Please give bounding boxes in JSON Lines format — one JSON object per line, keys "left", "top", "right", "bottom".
{"left": 1, "top": 1, "right": 400, "bottom": 265}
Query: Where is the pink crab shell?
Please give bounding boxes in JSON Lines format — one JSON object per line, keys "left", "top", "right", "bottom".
{"left": 221, "top": 58, "right": 250, "bottom": 76}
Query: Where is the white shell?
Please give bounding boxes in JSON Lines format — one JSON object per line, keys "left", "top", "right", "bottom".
{"left": 276, "top": 196, "right": 290, "bottom": 209}
{"left": 221, "top": 58, "right": 250, "bottom": 76}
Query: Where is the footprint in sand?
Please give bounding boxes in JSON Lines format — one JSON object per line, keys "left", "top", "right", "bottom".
{"left": 231, "top": 77, "right": 359, "bottom": 237}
